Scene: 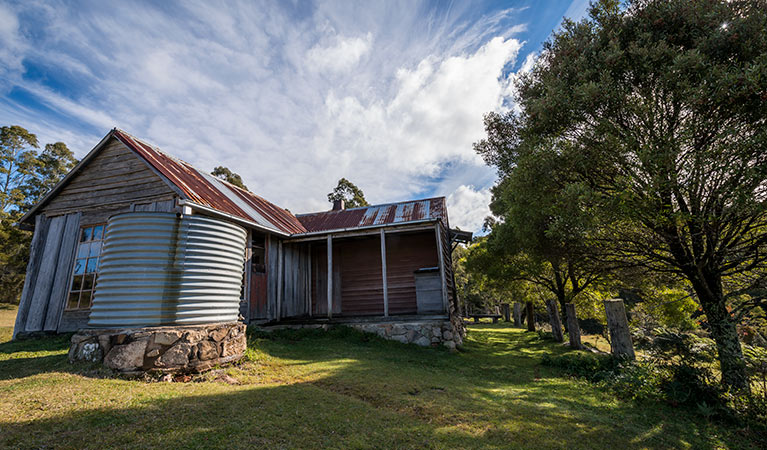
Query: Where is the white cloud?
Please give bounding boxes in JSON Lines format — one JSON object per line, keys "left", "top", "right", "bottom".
{"left": 447, "top": 185, "right": 492, "bottom": 233}
{"left": 0, "top": 3, "right": 25, "bottom": 79}
{"left": 0, "top": 1, "right": 538, "bottom": 233}
{"left": 307, "top": 33, "right": 373, "bottom": 73}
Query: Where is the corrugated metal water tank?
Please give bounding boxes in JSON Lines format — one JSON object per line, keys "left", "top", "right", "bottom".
{"left": 88, "top": 212, "right": 247, "bottom": 328}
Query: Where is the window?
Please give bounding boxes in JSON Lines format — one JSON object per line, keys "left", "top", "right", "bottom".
{"left": 66, "top": 224, "right": 105, "bottom": 310}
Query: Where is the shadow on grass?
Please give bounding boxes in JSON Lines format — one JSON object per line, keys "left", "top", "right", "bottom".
{"left": 0, "top": 323, "right": 759, "bottom": 449}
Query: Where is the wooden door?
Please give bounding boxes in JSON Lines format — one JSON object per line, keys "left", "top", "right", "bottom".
{"left": 249, "top": 234, "right": 268, "bottom": 320}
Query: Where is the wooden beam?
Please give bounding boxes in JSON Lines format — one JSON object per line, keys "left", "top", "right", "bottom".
{"left": 327, "top": 235, "right": 333, "bottom": 319}
{"left": 380, "top": 228, "right": 388, "bottom": 317}
{"left": 243, "top": 231, "right": 253, "bottom": 323}
{"left": 285, "top": 222, "right": 437, "bottom": 243}
{"left": 307, "top": 244, "right": 312, "bottom": 317}
{"left": 435, "top": 223, "right": 449, "bottom": 314}
{"left": 277, "top": 240, "right": 283, "bottom": 321}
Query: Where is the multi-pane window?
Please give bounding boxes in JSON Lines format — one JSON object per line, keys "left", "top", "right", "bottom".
{"left": 66, "top": 224, "right": 105, "bottom": 310}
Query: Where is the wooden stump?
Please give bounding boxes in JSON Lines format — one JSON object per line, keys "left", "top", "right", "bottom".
{"left": 565, "top": 303, "right": 582, "bottom": 349}
{"left": 525, "top": 301, "right": 535, "bottom": 332}
{"left": 546, "top": 300, "right": 564, "bottom": 342}
{"left": 604, "top": 299, "right": 635, "bottom": 360}
{"left": 501, "top": 303, "right": 511, "bottom": 322}
{"left": 513, "top": 303, "right": 522, "bottom": 326}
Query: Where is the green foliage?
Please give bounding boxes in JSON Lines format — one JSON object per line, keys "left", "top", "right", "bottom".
{"left": 0, "top": 125, "right": 76, "bottom": 304}
{"left": 211, "top": 166, "right": 248, "bottom": 190}
{"left": 327, "top": 177, "right": 369, "bottom": 208}
{"left": 475, "top": 0, "right": 767, "bottom": 391}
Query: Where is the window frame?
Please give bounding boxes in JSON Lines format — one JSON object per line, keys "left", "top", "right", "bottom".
{"left": 65, "top": 223, "right": 106, "bottom": 311}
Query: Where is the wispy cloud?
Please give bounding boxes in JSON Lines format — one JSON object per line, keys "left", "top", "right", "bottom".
{"left": 0, "top": 0, "right": 577, "bottom": 232}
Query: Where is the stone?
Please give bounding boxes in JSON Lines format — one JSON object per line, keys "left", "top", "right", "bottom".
{"left": 210, "top": 327, "right": 229, "bottom": 342}
{"left": 182, "top": 329, "right": 206, "bottom": 344}
{"left": 104, "top": 339, "right": 148, "bottom": 371}
{"left": 444, "top": 340, "right": 457, "bottom": 351}
{"left": 159, "top": 342, "right": 192, "bottom": 367}
{"left": 406, "top": 330, "right": 416, "bottom": 342}
{"left": 153, "top": 330, "right": 182, "bottom": 346}
{"left": 112, "top": 334, "right": 128, "bottom": 346}
{"left": 221, "top": 337, "right": 246, "bottom": 358}
{"left": 146, "top": 349, "right": 160, "bottom": 358}
{"left": 198, "top": 340, "right": 219, "bottom": 361}
{"left": 414, "top": 336, "right": 431, "bottom": 347}
{"left": 443, "top": 330, "right": 453, "bottom": 341}
{"left": 97, "top": 334, "right": 112, "bottom": 356}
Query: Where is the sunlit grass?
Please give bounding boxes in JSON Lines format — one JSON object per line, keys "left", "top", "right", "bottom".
{"left": 0, "top": 310, "right": 760, "bottom": 449}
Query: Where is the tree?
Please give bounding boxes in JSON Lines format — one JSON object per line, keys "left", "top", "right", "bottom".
{"left": 477, "top": 0, "right": 767, "bottom": 390}
{"left": 0, "top": 126, "right": 39, "bottom": 216}
{"left": 211, "top": 166, "right": 248, "bottom": 191}
{"left": 327, "top": 178, "right": 369, "bottom": 208}
{"left": 0, "top": 125, "right": 77, "bottom": 303}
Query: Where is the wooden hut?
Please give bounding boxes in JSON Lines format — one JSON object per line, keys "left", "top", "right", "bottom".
{"left": 13, "top": 129, "right": 469, "bottom": 348}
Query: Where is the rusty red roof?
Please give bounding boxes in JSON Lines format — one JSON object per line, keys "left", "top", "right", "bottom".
{"left": 296, "top": 197, "right": 447, "bottom": 233}
{"left": 113, "top": 129, "right": 307, "bottom": 235}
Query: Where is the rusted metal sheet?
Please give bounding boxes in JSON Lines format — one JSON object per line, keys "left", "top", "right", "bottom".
{"left": 297, "top": 198, "right": 447, "bottom": 233}
{"left": 385, "top": 230, "right": 440, "bottom": 315}
{"left": 112, "top": 130, "right": 306, "bottom": 235}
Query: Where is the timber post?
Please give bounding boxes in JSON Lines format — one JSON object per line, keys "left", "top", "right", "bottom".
{"left": 501, "top": 303, "right": 511, "bottom": 322}
{"left": 604, "top": 299, "right": 635, "bottom": 360}
{"left": 565, "top": 303, "right": 582, "bottom": 349}
{"left": 513, "top": 303, "right": 522, "bottom": 326}
{"left": 525, "top": 301, "right": 535, "bottom": 332}
{"left": 546, "top": 300, "right": 564, "bottom": 342}
{"left": 380, "top": 229, "right": 388, "bottom": 317}
{"left": 327, "top": 235, "right": 333, "bottom": 319}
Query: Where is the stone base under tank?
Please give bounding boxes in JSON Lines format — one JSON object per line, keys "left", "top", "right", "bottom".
{"left": 68, "top": 322, "right": 246, "bottom": 374}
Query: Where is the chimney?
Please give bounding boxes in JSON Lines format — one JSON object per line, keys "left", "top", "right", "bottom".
{"left": 332, "top": 199, "right": 345, "bottom": 211}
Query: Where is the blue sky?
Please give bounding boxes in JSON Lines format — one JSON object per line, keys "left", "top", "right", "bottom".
{"left": 0, "top": 0, "right": 590, "bottom": 232}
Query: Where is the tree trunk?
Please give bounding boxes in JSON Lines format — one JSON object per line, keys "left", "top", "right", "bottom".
{"left": 558, "top": 294, "right": 569, "bottom": 333}
{"left": 692, "top": 274, "right": 750, "bottom": 392}
{"left": 501, "top": 303, "right": 510, "bottom": 322}
{"left": 513, "top": 303, "right": 522, "bottom": 326}
{"left": 565, "top": 303, "right": 582, "bottom": 349}
{"left": 546, "top": 300, "right": 564, "bottom": 342}
{"left": 526, "top": 301, "right": 535, "bottom": 332}
{"left": 604, "top": 299, "right": 635, "bottom": 360}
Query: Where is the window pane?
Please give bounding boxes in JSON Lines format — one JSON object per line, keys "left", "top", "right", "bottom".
{"left": 89, "top": 241, "right": 102, "bottom": 257}
{"left": 82, "top": 273, "right": 95, "bottom": 291}
{"left": 79, "top": 291, "right": 92, "bottom": 309}
{"left": 93, "top": 225, "right": 104, "bottom": 240}
{"left": 86, "top": 258, "right": 99, "bottom": 273}
{"left": 77, "top": 243, "right": 89, "bottom": 258}
{"left": 71, "top": 274, "right": 84, "bottom": 291}
{"left": 81, "top": 227, "right": 92, "bottom": 242}
{"left": 67, "top": 292, "right": 81, "bottom": 310}
{"left": 73, "top": 258, "right": 86, "bottom": 275}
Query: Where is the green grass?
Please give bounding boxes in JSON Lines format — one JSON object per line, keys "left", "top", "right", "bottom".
{"left": 0, "top": 306, "right": 761, "bottom": 449}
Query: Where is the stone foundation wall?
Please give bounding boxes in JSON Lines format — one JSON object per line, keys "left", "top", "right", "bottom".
{"left": 69, "top": 322, "right": 246, "bottom": 374}
{"left": 266, "top": 318, "right": 464, "bottom": 350}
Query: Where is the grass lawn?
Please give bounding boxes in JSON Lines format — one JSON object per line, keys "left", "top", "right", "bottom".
{"left": 0, "top": 304, "right": 761, "bottom": 449}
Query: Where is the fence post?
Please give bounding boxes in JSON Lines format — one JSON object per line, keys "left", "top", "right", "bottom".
{"left": 513, "top": 303, "right": 522, "bottom": 326}
{"left": 565, "top": 303, "right": 582, "bottom": 349}
{"left": 501, "top": 303, "right": 511, "bottom": 322}
{"left": 525, "top": 301, "right": 535, "bottom": 331}
{"left": 604, "top": 299, "right": 635, "bottom": 360}
{"left": 546, "top": 300, "right": 564, "bottom": 342}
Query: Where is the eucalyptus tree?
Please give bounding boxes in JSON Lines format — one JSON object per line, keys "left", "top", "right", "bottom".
{"left": 477, "top": 0, "right": 767, "bottom": 390}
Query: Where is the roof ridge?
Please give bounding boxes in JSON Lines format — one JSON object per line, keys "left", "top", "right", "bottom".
{"left": 296, "top": 196, "right": 446, "bottom": 216}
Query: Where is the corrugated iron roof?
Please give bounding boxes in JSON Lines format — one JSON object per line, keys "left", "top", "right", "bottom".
{"left": 113, "top": 129, "right": 307, "bottom": 235}
{"left": 296, "top": 197, "right": 447, "bottom": 233}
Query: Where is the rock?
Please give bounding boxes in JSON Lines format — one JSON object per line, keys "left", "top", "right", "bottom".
{"left": 146, "top": 349, "right": 160, "bottom": 358}
{"left": 391, "top": 334, "right": 408, "bottom": 344}
{"left": 221, "top": 337, "right": 246, "bottom": 358}
{"left": 406, "top": 330, "right": 417, "bottom": 342}
{"left": 198, "top": 340, "right": 219, "bottom": 361}
{"left": 153, "top": 330, "right": 182, "bottom": 346}
{"left": 112, "top": 334, "right": 128, "bottom": 346}
{"left": 444, "top": 340, "right": 457, "bottom": 352}
{"left": 443, "top": 330, "right": 453, "bottom": 341}
{"left": 210, "top": 327, "right": 229, "bottom": 342}
{"left": 78, "top": 342, "right": 103, "bottom": 362}
{"left": 97, "top": 334, "right": 112, "bottom": 356}
{"left": 104, "top": 339, "right": 148, "bottom": 371}
{"left": 159, "top": 342, "right": 192, "bottom": 367}
{"left": 414, "top": 336, "right": 431, "bottom": 347}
